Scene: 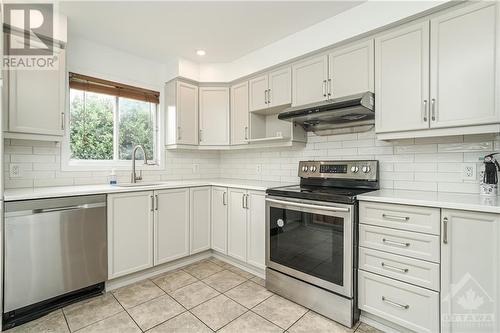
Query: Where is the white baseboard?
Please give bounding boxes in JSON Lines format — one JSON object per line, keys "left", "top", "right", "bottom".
{"left": 360, "top": 311, "right": 414, "bottom": 333}
{"left": 211, "top": 251, "right": 265, "bottom": 278}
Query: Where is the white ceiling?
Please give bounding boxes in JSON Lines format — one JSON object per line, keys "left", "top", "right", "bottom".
{"left": 59, "top": 1, "right": 364, "bottom": 63}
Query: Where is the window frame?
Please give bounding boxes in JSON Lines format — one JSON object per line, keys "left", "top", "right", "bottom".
{"left": 62, "top": 78, "right": 164, "bottom": 172}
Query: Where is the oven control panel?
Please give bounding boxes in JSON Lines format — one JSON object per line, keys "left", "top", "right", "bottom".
{"left": 298, "top": 160, "right": 378, "bottom": 180}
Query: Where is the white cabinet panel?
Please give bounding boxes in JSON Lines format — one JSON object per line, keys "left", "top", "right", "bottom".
{"left": 375, "top": 21, "right": 430, "bottom": 133}
{"left": 199, "top": 87, "right": 229, "bottom": 145}
{"left": 329, "top": 40, "right": 374, "bottom": 98}
{"left": 268, "top": 67, "right": 291, "bottom": 108}
{"left": 441, "top": 209, "right": 500, "bottom": 333}
{"left": 211, "top": 186, "right": 228, "bottom": 254}
{"left": 154, "top": 188, "right": 190, "bottom": 265}
{"left": 228, "top": 188, "right": 247, "bottom": 262}
{"left": 190, "top": 187, "right": 211, "bottom": 254}
{"left": 246, "top": 191, "right": 266, "bottom": 269}
{"left": 8, "top": 44, "right": 65, "bottom": 136}
{"left": 249, "top": 75, "right": 268, "bottom": 112}
{"left": 108, "top": 191, "right": 153, "bottom": 279}
{"left": 176, "top": 81, "right": 198, "bottom": 145}
{"left": 292, "top": 55, "right": 328, "bottom": 106}
{"left": 430, "top": 2, "right": 499, "bottom": 128}
{"left": 230, "top": 81, "right": 249, "bottom": 145}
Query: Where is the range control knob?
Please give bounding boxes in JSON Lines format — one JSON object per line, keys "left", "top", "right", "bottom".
{"left": 302, "top": 165, "right": 308, "bottom": 172}
{"left": 310, "top": 166, "right": 317, "bottom": 172}
{"left": 362, "top": 165, "right": 371, "bottom": 173}
{"left": 350, "top": 166, "right": 359, "bottom": 173}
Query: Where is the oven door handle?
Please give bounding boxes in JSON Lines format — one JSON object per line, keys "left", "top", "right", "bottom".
{"left": 266, "top": 198, "right": 350, "bottom": 212}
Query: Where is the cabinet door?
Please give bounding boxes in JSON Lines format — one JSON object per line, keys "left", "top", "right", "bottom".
{"left": 227, "top": 188, "right": 247, "bottom": 262}
{"left": 190, "top": 187, "right": 211, "bottom": 254}
{"left": 246, "top": 191, "right": 266, "bottom": 269}
{"left": 8, "top": 45, "right": 65, "bottom": 136}
{"left": 249, "top": 75, "right": 268, "bottom": 112}
{"left": 268, "top": 67, "right": 291, "bottom": 108}
{"left": 441, "top": 209, "right": 500, "bottom": 333}
{"left": 430, "top": 2, "right": 499, "bottom": 128}
{"left": 375, "top": 21, "right": 430, "bottom": 133}
{"left": 230, "top": 81, "right": 249, "bottom": 145}
{"left": 154, "top": 188, "right": 190, "bottom": 265}
{"left": 292, "top": 55, "right": 328, "bottom": 106}
{"left": 108, "top": 191, "right": 153, "bottom": 279}
{"left": 176, "top": 81, "right": 198, "bottom": 145}
{"left": 211, "top": 187, "right": 228, "bottom": 254}
{"left": 329, "top": 40, "right": 374, "bottom": 99}
{"left": 199, "top": 87, "right": 229, "bottom": 145}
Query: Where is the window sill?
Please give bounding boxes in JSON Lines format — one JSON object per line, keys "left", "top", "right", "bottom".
{"left": 61, "top": 160, "right": 164, "bottom": 172}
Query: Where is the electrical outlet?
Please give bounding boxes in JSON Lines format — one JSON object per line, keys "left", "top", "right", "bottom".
{"left": 192, "top": 164, "right": 199, "bottom": 173}
{"left": 256, "top": 164, "right": 263, "bottom": 174}
{"left": 9, "top": 163, "right": 22, "bottom": 178}
{"left": 463, "top": 163, "right": 477, "bottom": 180}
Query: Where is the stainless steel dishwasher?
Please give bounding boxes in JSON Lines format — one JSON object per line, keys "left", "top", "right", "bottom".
{"left": 3, "top": 195, "right": 107, "bottom": 329}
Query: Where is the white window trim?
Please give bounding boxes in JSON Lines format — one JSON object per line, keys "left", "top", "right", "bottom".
{"left": 61, "top": 86, "right": 165, "bottom": 172}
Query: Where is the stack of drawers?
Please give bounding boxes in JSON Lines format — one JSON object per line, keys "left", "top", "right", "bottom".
{"left": 357, "top": 201, "right": 440, "bottom": 333}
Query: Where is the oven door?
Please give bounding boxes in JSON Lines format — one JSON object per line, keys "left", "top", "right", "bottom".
{"left": 266, "top": 196, "right": 354, "bottom": 298}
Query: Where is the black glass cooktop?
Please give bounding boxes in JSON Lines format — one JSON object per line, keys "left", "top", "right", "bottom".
{"left": 266, "top": 185, "right": 376, "bottom": 204}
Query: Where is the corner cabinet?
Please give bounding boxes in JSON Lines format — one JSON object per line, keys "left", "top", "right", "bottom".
{"left": 440, "top": 209, "right": 500, "bottom": 333}
{"left": 108, "top": 191, "right": 154, "bottom": 279}
{"left": 376, "top": 2, "right": 500, "bottom": 139}
{"left": 165, "top": 79, "right": 199, "bottom": 146}
{"left": 199, "top": 87, "right": 229, "bottom": 146}
{"left": 4, "top": 40, "right": 66, "bottom": 140}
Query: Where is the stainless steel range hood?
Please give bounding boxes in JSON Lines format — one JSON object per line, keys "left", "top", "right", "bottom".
{"left": 278, "top": 92, "right": 374, "bottom": 135}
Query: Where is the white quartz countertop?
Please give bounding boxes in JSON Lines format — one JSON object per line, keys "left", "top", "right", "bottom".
{"left": 358, "top": 189, "right": 500, "bottom": 214}
{"left": 3, "top": 178, "right": 293, "bottom": 202}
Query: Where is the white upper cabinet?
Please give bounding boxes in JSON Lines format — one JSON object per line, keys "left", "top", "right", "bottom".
{"left": 165, "top": 80, "right": 198, "bottom": 146}
{"left": 292, "top": 55, "right": 329, "bottom": 106}
{"left": 211, "top": 186, "right": 228, "bottom": 254}
{"left": 190, "top": 187, "right": 211, "bottom": 254}
{"left": 328, "top": 39, "right": 374, "bottom": 99}
{"left": 430, "top": 2, "right": 499, "bottom": 128}
{"left": 375, "top": 21, "right": 430, "bottom": 133}
{"left": 441, "top": 209, "right": 500, "bottom": 333}
{"left": 154, "top": 188, "right": 190, "bottom": 265}
{"left": 230, "top": 81, "right": 249, "bottom": 145}
{"left": 249, "top": 75, "right": 268, "bottom": 112}
{"left": 7, "top": 42, "right": 66, "bottom": 137}
{"left": 249, "top": 67, "right": 291, "bottom": 112}
{"left": 199, "top": 86, "right": 230, "bottom": 145}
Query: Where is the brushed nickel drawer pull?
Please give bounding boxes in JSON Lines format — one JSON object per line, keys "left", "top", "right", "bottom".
{"left": 382, "top": 238, "right": 410, "bottom": 247}
{"left": 443, "top": 217, "right": 448, "bottom": 244}
{"left": 382, "top": 214, "right": 410, "bottom": 222}
{"left": 382, "top": 296, "right": 409, "bottom": 309}
{"left": 381, "top": 262, "right": 409, "bottom": 273}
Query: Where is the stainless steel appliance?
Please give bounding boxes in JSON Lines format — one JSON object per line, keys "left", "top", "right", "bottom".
{"left": 266, "top": 160, "right": 379, "bottom": 327}
{"left": 3, "top": 195, "right": 107, "bottom": 329}
{"left": 278, "top": 92, "right": 374, "bottom": 134}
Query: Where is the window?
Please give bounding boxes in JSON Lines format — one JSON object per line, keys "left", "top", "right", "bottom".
{"left": 66, "top": 73, "right": 160, "bottom": 167}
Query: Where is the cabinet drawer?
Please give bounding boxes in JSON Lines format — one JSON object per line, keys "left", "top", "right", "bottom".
{"left": 359, "top": 247, "right": 440, "bottom": 291}
{"left": 360, "top": 201, "right": 440, "bottom": 235}
{"left": 359, "top": 224, "right": 440, "bottom": 263}
{"left": 358, "top": 270, "right": 439, "bottom": 333}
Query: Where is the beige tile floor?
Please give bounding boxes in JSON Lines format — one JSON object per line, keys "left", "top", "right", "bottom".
{"left": 8, "top": 257, "right": 384, "bottom": 333}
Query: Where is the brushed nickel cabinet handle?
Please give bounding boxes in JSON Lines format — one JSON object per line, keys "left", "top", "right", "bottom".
{"left": 267, "top": 89, "right": 271, "bottom": 105}
{"left": 382, "top": 238, "right": 410, "bottom": 247}
{"left": 382, "top": 214, "right": 410, "bottom": 222}
{"left": 431, "top": 98, "right": 436, "bottom": 121}
{"left": 443, "top": 217, "right": 448, "bottom": 244}
{"left": 155, "top": 195, "right": 158, "bottom": 211}
{"left": 242, "top": 194, "right": 246, "bottom": 209}
{"left": 245, "top": 194, "right": 249, "bottom": 209}
{"left": 244, "top": 126, "right": 248, "bottom": 140}
{"left": 423, "top": 100, "right": 428, "bottom": 122}
{"left": 150, "top": 195, "right": 154, "bottom": 212}
{"left": 61, "top": 112, "right": 65, "bottom": 130}
{"left": 328, "top": 78, "right": 332, "bottom": 97}
{"left": 199, "top": 129, "right": 203, "bottom": 142}
{"left": 322, "top": 80, "right": 327, "bottom": 98}
{"left": 381, "top": 262, "right": 409, "bottom": 273}
{"left": 382, "top": 296, "right": 409, "bottom": 309}
{"left": 223, "top": 191, "right": 227, "bottom": 206}
{"left": 177, "top": 126, "right": 181, "bottom": 140}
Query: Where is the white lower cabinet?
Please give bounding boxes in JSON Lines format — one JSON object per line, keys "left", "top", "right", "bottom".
{"left": 154, "top": 188, "right": 190, "bottom": 265}
{"left": 108, "top": 191, "right": 154, "bottom": 279}
{"left": 190, "top": 187, "right": 211, "bottom": 254}
{"left": 246, "top": 191, "right": 266, "bottom": 269}
{"left": 211, "top": 187, "right": 228, "bottom": 254}
{"left": 228, "top": 188, "right": 248, "bottom": 262}
{"left": 441, "top": 209, "right": 500, "bottom": 333}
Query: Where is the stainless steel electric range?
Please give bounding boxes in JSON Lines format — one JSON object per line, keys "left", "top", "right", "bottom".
{"left": 265, "top": 160, "right": 379, "bottom": 328}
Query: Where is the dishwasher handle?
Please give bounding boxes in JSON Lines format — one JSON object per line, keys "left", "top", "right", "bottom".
{"left": 34, "top": 203, "right": 105, "bottom": 214}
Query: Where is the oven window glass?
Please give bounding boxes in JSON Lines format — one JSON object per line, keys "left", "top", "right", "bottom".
{"left": 269, "top": 206, "right": 344, "bottom": 286}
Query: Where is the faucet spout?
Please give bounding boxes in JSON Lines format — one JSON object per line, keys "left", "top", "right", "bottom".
{"left": 131, "top": 145, "right": 148, "bottom": 183}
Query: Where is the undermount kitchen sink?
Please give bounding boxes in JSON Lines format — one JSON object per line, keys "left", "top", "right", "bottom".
{"left": 116, "top": 182, "right": 164, "bottom": 188}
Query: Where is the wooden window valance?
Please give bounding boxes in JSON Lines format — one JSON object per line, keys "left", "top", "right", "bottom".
{"left": 69, "top": 72, "right": 160, "bottom": 104}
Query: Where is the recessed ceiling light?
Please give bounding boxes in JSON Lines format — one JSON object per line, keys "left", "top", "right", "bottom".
{"left": 196, "top": 50, "right": 206, "bottom": 56}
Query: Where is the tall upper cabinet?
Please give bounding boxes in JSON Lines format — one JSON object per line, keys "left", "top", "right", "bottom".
{"left": 230, "top": 81, "right": 249, "bottom": 145}
{"left": 199, "top": 86, "right": 229, "bottom": 146}
{"left": 165, "top": 79, "right": 199, "bottom": 146}
{"left": 376, "top": 2, "right": 500, "bottom": 139}
{"left": 291, "top": 39, "right": 374, "bottom": 107}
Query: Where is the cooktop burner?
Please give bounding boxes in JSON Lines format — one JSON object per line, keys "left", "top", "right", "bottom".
{"left": 266, "top": 185, "right": 376, "bottom": 204}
